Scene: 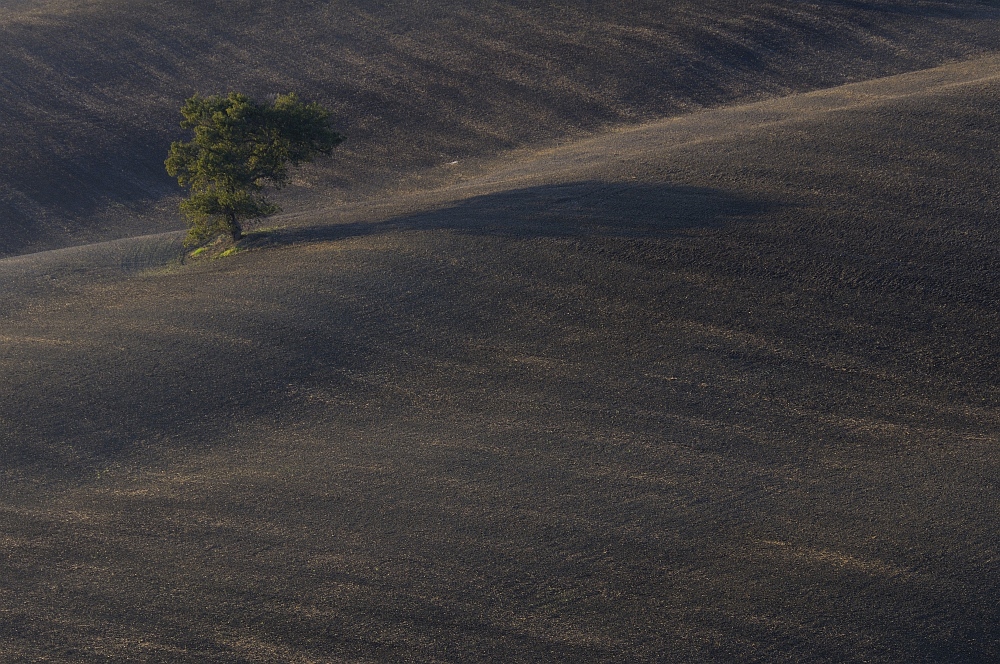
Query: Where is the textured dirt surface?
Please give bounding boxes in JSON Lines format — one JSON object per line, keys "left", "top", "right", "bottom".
{"left": 3, "top": 1, "right": 1000, "bottom": 254}
{"left": 2, "top": 50, "right": 1000, "bottom": 660}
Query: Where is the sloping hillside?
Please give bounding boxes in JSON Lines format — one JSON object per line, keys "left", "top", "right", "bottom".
{"left": 1, "top": 0, "right": 1000, "bottom": 255}
{"left": 1, "top": 55, "right": 999, "bottom": 661}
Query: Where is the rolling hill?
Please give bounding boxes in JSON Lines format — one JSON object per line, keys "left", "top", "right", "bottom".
{"left": 2, "top": 1, "right": 1000, "bottom": 662}
{"left": 2, "top": 0, "right": 1000, "bottom": 255}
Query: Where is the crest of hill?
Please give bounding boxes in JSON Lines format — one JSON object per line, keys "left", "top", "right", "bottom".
{"left": 1, "top": 0, "right": 1000, "bottom": 256}
{"left": 3, "top": 54, "right": 1000, "bottom": 659}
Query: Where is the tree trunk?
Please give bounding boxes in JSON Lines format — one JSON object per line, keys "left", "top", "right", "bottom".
{"left": 229, "top": 213, "right": 242, "bottom": 242}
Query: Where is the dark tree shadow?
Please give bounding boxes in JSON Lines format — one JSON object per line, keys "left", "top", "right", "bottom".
{"left": 0, "top": 180, "right": 767, "bottom": 479}
{"left": 244, "top": 181, "right": 766, "bottom": 249}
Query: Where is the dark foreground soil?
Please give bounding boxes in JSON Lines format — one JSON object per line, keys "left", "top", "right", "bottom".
{"left": 1, "top": 56, "right": 1000, "bottom": 661}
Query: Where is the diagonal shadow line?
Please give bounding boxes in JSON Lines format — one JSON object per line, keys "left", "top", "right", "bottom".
{"left": 244, "top": 181, "right": 768, "bottom": 250}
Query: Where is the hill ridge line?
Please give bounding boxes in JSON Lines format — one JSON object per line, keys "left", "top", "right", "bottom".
{"left": 3, "top": 52, "right": 1000, "bottom": 271}
{"left": 455, "top": 52, "right": 1000, "bottom": 189}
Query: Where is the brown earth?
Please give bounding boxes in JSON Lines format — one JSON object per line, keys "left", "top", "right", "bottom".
{"left": 1, "top": 45, "right": 1000, "bottom": 660}
{"left": 3, "top": 1, "right": 1000, "bottom": 255}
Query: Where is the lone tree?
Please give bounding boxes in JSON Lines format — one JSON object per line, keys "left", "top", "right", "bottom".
{"left": 165, "top": 92, "right": 344, "bottom": 246}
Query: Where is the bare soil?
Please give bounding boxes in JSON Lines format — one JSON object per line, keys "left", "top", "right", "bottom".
{"left": 2, "top": 45, "right": 1000, "bottom": 660}
{"left": 3, "top": 1, "right": 1000, "bottom": 254}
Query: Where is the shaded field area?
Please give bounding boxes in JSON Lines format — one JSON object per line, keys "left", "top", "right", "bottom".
{"left": 1, "top": 57, "right": 1000, "bottom": 660}
{"left": 3, "top": 0, "right": 1000, "bottom": 254}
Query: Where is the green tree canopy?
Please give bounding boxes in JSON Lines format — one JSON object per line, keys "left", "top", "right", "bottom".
{"left": 165, "top": 92, "right": 344, "bottom": 246}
